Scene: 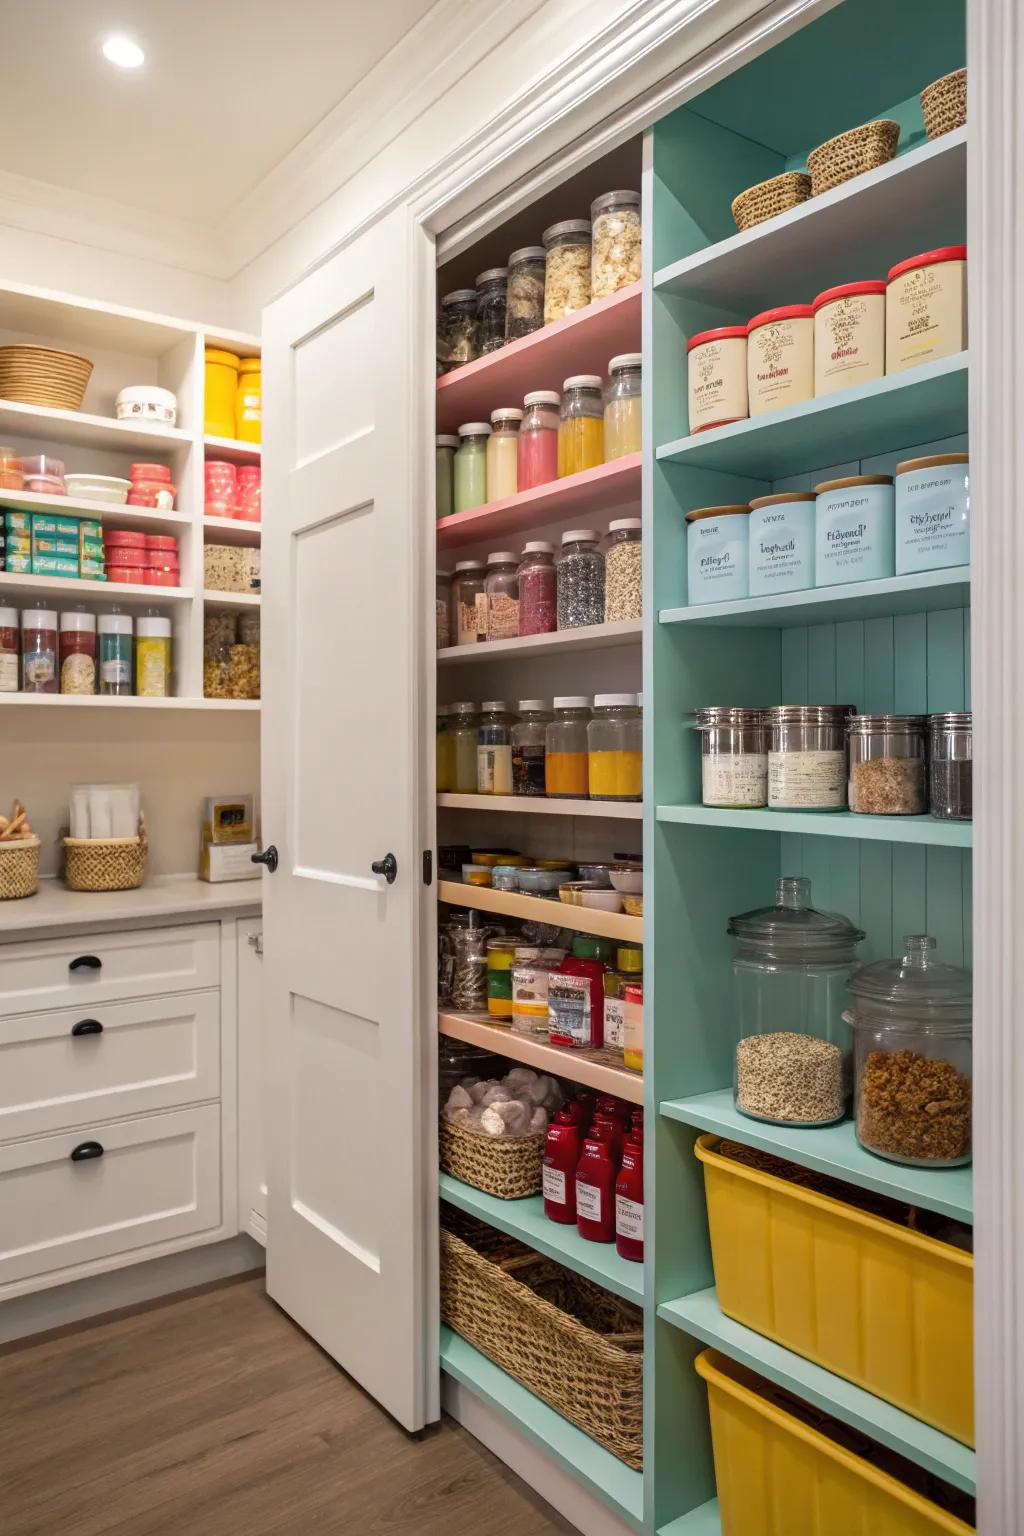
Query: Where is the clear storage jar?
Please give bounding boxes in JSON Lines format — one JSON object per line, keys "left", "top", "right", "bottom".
{"left": 59, "top": 612, "right": 96, "bottom": 696}
{"left": 436, "top": 435, "right": 458, "bottom": 520}
{"left": 694, "top": 707, "right": 767, "bottom": 808}
{"left": 729, "top": 875, "right": 864, "bottom": 1126}
{"left": 929, "top": 712, "right": 972, "bottom": 821}
{"left": 453, "top": 423, "right": 490, "bottom": 513}
{"left": 518, "top": 390, "right": 560, "bottom": 490}
{"left": 848, "top": 714, "right": 926, "bottom": 815}
{"left": 517, "top": 542, "right": 557, "bottom": 636}
{"left": 590, "top": 190, "right": 642, "bottom": 299}
{"left": 450, "top": 923, "right": 488, "bottom": 1011}
{"left": 604, "top": 518, "right": 642, "bottom": 622}
{"left": 604, "top": 353, "right": 642, "bottom": 460}
{"left": 436, "top": 569, "right": 452, "bottom": 650}
{"left": 546, "top": 696, "right": 591, "bottom": 798}
{"left": 135, "top": 616, "right": 172, "bottom": 698}
{"left": 506, "top": 246, "right": 546, "bottom": 340}
{"left": 557, "top": 528, "right": 605, "bottom": 629}
{"left": 476, "top": 268, "right": 508, "bottom": 355}
{"left": 439, "top": 289, "right": 478, "bottom": 372}
{"left": 558, "top": 376, "right": 604, "bottom": 477}
{"left": 21, "top": 608, "right": 58, "bottom": 693}
{"left": 588, "top": 694, "right": 642, "bottom": 801}
{"left": 543, "top": 220, "right": 592, "bottom": 323}
{"left": 452, "top": 560, "right": 487, "bottom": 646}
{"left": 511, "top": 700, "right": 551, "bottom": 797}
{"left": 448, "top": 702, "right": 480, "bottom": 793}
{"left": 477, "top": 700, "right": 515, "bottom": 795}
{"left": 846, "top": 935, "right": 972, "bottom": 1166}
{"left": 486, "top": 409, "right": 520, "bottom": 501}
{"left": 484, "top": 551, "right": 519, "bottom": 640}
{"left": 0, "top": 606, "right": 18, "bottom": 693}
{"left": 436, "top": 707, "right": 454, "bottom": 792}
{"left": 97, "top": 613, "right": 133, "bottom": 697}
{"left": 766, "top": 704, "right": 855, "bottom": 811}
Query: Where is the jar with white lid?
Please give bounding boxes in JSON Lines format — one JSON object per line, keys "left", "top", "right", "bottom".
{"left": 439, "top": 289, "right": 478, "bottom": 372}
{"left": 477, "top": 701, "right": 515, "bottom": 795}
{"left": 886, "top": 245, "right": 967, "bottom": 374}
{"left": 453, "top": 422, "right": 490, "bottom": 513}
{"left": 546, "top": 696, "right": 591, "bottom": 798}
{"left": 511, "top": 700, "right": 551, "bottom": 797}
{"left": 557, "top": 529, "right": 605, "bottom": 629}
{"left": 59, "top": 611, "right": 97, "bottom": 696}
{"left": 135, "top": 615, "right": 172, "bottom": 698}
{"left": 436, "top": 435, "right": 459, "bottom": 520}
{"left": 588, "top": 694, "right": 642, "bottom": 801}
{"left": 813, "top": 280, "right": 886, "bottom": 396}
{"left": 452, "top": 560, "right": 486, "bottom": 646}
{"left": 506, "top": 247, "right": 546, "bottom": 340}
{"left": 449, "top": 702, "right": 479, "bottom": 793}
{"left": 543, "top": 220, "right": 592, "bottom": 323}
{"left": 746, "top": 305, "right": 814, "bottom": 416}
{"left": 604, "top": 354, "right": 642, "bottom": 460}
{"left": 98, "top": 613, "right": 133, "bottom": 697}
{"left": 558, "top": 377, "right": 604, "bottom": 477}
{"left": 687, "top": 327, "right": 748, "bottom": 434}
{"left": 476, "top": 267, "right": 508, "bottom": 355}
{"left": 518, "top": 391, "right": 560, "bottom": 490}
{"left": 604, "top": 519, "right": 642, "bottom": 621}
{"left": 766, "top": 704, "right": 855, "bottom": 810}
{"left": 21, "top": 608, "right": 58, "bottom": 693}
{"left": 590, "top": 190, "right": 641, "bottom": 299}
{"left": 517, "top": 542, "right": 556, "bottom": 635}
{"left": 484, "top": 551, "right": 519, "bottom": 640}
{"left": 436, "top": 569, "right": 452, "bottom": 649}
{"left": 694, "top": 707, "right": 767, "bottom": 808}
{"left": 486, "top": 408, "right": 521, "bottom": 501}
{"left": 895, "top": 453, "right": 970, "bottom": 574}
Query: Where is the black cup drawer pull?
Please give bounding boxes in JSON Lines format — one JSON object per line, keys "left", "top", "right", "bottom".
{"left": 69, "top": 956, "right": 102, "bottom": 972}
{"left": 71, "top": 1019, "right": 104, "bottom": 1037}
{"left": 70, "top": 1141, "right": 104, "bottom": 1163}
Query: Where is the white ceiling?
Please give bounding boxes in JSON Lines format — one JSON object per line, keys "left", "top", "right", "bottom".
{"left": 0, "top": 0, "right": 440, "bottom": 224}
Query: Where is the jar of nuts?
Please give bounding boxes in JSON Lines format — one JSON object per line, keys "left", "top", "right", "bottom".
{"left": 542, "top": 220, "right": 592, "bottom": 324}
{"left": 590, "top": 190, "right": 641, "bottom": 299}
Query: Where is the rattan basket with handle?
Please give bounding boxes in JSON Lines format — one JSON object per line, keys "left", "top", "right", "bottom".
{"left": 0, "top": 836, "right": 40, "bottom": 900}
{"left": 440, "top": 1209, "right": 644, "bottom": 1467}
{"left": 439, "top": 1116, "right": 543, "bottom": 1199}
{"left": 0, "top": 345, "right": 93, "bottom": 411}
{"left": 64, "top": 823, "right": 147, "bottom": 892}
{"left": 731, "top": 171, "right": 812, "bottom": 232}
{"left": 806, "top": 119, "right": 900, "bottom": 196}
{"left": 920, "top": 68, "right": 966, "bottom": 140}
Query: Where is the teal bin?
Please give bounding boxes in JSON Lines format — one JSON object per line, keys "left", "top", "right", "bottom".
{"left": 895, "top": 453, "right": 970, "bottom": 574}
{"left": 749, "top": 493, "right": 815, "bottom": 598}
{"left": 815, "top": 475, "right": 894, "bottom": 588}
{"left": 686, "top": 504, "right": 750, "bottom": 605}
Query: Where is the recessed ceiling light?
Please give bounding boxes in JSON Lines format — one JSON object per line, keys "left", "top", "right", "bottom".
{"left": 102, "top": 35, "right": 145, "bottom": 69}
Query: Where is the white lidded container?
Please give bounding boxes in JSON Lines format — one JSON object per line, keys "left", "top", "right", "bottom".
{"left": 115, "top": 384, "right": 178, "bottom": 425}
{"left": 64, "top": 473, "right": 131, "bottom": 505}
{"left": 812, "top": 280, "right": 886, "bottom": 396}
{"left": 746, "top": 304, "right": 814, "bottom": 416}
{"left": 885, "top": 245, "right": 967, "bottom": 374}
{"left": 686, "top": 326, "right": 748, "bottom": 433}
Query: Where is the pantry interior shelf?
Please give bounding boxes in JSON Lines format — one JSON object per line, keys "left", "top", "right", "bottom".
{"left": 0, "top": 398, "right": 192, "bottom": 453}
{"left": 659, "top": 568, "right": 971, "bottom": 629}
{"left": 203, "top": 588, "right": 260, "bottom": 608}
{"left": 0, "top": 693, "right": 259, "bottom": 711}
{"left": 203, "top": 435, "right": 261, "bottom": 463}
{"left": 657, "top": 1288, "right": 976, "bottom": 1496}
{"left": 655, "top": 805, "right": 971, "bottom": 849}
{"left": 0, "top": 487, "right": 191, "bottom": 536}
{"left": 439, "top": 1010, "right": 645, "bottom": 1106}
{"left": 657, "top": 1500, "right": 721, "bottom": 1536}
{"left": 203, "top": 516, "right": 262, "bottom": 545}
{"left": 439, "top": 793, "right": 642, "bottom": 820}
{"left": 438, "top": 878, "right": 642, "bottom": 943}
{"left": 440, "top": 1173, "right": 645, "bottom": 1303}
{"left": 435, "top": 454, "right": 641, "bottom": 550}
{"left": 0, "top": 571, "right": 193, "bottom": 606}
{"left": 439, "top": 617, "right": 641, "bottom": 663}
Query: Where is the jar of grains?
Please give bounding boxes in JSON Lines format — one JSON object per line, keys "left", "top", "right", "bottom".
{"left": 438, "top": 289, "right": 478, "bottom": 372}
{"left": 590, "top": 190, "right": 641, "bottom": 299}
{"left": 929, "top": 711, "right": 972, "bottom": 820}
{"left": 477, "top": 700, "right": 515, "bottom": 795}
{"left": 604, "top": 518, "right": 642, "bottom": 621}
{"left": 436, "top": 570, "right": 452, "bottom": 649}
{"left": 766, "top": 703, "right": 855, "bottom": 811}
{"left": 59, "top": 612, "right": 97, "bottom": 695}
{"left": 453, "top": 423, "right": 490, "bottom": 513}
{"left": 542, "top": 220, "right": 592, "bottom": 324}
{"left": 0, "top": 607, "right": 18, "bottom": 693}
{"left": 558, "top": 376, "right": 605, "bottom": 477}
{"left": 452, "top": 560, "right": 487, "bottom": 646}
{"left": 511, "top": 699, "right": 551, "bottom": 797}
{"left": 475, "top": 268, "right": 508, "bottom": 355}
{"left": 436, "top": 435, "right": 459, "bottom": 520}
{"left": 484, "top": 551, "right": 519, "bottom": 640}
{"left": 21, "top": 609, "right": 58, "bottom": 693}
{"left": 588, "top": 694, "right": 642, "bottom": 801}
{"left": 448, "top": 702, "right": 480, "bottom": 793}
{"left": 517, "top": 541, "right": 557, "bottom": 635}
{"left": 486, "top": 408, "right": 521, "bottom": 500}
{"left": 518, "top": 391, "right": 560, "bottom": 490}
{"left": 557, "top": 529, "right": 605, "bottom": 629}
{"left": 847, "top": 714, "right": 926, "bottom": 815}
{"left": 546, "top": 696, "right": 591, "bottom": 798}
{"left": 694, "top": 707, "right": 767, "bottom": 808}
{"left": 505, "top": 246, "right": 546, "bottom": 340}
{"left": 604, "top": 353, "right": 642, "bottom": 460}
{"left": 203, "top": 611, "right": 235, "bottom": 698}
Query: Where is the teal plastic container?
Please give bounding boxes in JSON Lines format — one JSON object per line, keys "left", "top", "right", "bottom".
{"left": 748, "top": 492, "right": 815, "bottom": 597}
{"left": 895, "top": 453, "right": 970, "bottom": 575}
{"left": 686, "top": 504, "right": 750, "bottom": 605}
{"left": 814, "top": 475, "right": 894, "bottom": 588}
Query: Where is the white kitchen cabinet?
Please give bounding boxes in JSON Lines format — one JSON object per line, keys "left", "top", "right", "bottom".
{"left": 236, "top": 918, "right": 266, "bottom": 1243}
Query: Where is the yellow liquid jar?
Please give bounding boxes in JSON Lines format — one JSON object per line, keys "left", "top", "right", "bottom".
{"left": 588, "top": 695, "right": 642, "bottom": 801}
{"left": 558, "top": 376, "right": 605, "bottom": 477}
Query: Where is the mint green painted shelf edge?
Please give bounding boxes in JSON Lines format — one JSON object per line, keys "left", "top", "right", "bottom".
{"left": 439, "top": 1172, "right": 645, "bottom": 1304}
{"left": 440, "top": 1325, "right": 645, "bottom": 1528}
{"left": 660, "top": 1089, "right": 972, "bottom": 1220}
{"left": 660, "top": 567, "right": 970, "bottom": 629}
{"left": 657, "top": 1288, "right": 976, "bottom": 1496}
{"left": 656, "top": 805, "right": 972, "bottom": 847}
{"left": 658, "top": 1500, "right": 721, "bottom": 1535}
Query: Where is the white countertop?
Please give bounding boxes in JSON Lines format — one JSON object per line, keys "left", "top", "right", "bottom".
{"left": 0, "top": 876, "right": 263, "bottom": 941}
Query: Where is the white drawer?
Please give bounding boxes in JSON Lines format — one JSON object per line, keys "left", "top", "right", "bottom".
{"left": 0, "top": 991, "right": 221, "bottom": 1141}
{"left": 0, "top": 1104, "right": 221, "bottom": 1288}
{"left": 0, "top": 923, "right": 220, "bottom": 1015}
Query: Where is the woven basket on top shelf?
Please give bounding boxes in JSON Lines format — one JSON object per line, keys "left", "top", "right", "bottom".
{"left": 439, "top": 1116, "right": 543, "bottom": 1199}
{"left": 921, "top": 68, "right": 967, "bottom": 140}
{"left": 731, "top": 171, "right": 812, "bottom": 232}
{"left": 63, "top": 824, "right": 147, "bottom": 893}
{"left": 806, "top": 119, "right": 900, "bottom": 196}
{"left": 440, "top": 1209, "right": 644, "bottom": 1467}
{"left": 0, "top": 836, "right": 40, "bottom": 900}
{"left": 0, "top": 345, "right": 93, "bottom": 411}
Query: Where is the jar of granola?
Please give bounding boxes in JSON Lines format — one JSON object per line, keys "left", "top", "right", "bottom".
{"left": 590, "top": 191, "right": 641, "bottom": 299}
{"left": 542, "top": 220, "right": 592, "bottom": 323}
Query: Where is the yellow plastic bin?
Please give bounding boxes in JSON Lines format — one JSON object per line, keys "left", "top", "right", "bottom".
{"left": 235, "top": 356, "right": 262, "bottom": 443}
{"left": 696, "top": 1349, "right": 974, "bottom": 1536}
{"left": 204, "top": 347, "right": 240, "bottom": 437}
{"left": 696, "top": 1135, "right": 973, "bottom": 1445}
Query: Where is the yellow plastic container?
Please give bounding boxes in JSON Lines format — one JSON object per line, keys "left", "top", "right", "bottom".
{"left": 204, "top": 347, "right": 240, "bottom": 437}
{"left": 696, "top": 1349, "right": 974, "bottom": 1536}
{"left": 235, "top": 356, "right": 262, "bottom": 443}
{"left": 696, "top": 1136, "right": 973, "bottom": 1445}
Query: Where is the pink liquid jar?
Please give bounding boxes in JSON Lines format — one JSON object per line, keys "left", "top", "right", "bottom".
{"left": 518, "top": 389, "right": 560, "bottom": 490}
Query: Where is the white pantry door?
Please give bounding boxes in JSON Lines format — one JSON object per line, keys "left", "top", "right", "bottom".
{"left": 260, "top": 208, "right": 433, "bottom": 1431}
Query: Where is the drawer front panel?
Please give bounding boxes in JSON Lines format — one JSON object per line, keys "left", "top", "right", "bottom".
{"left": 0, "top": 924, "right": 220, "bottom": 1015}
{"left": 0, "top": 992, "right": 221, "bottom": 1141}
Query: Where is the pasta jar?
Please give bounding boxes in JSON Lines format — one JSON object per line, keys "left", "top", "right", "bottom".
{"left": 604, "top": 519, "right": 642, "bottom": 622}
{"left": 98, "top": 613, "right": 134, "bottom": 696}
{"left": 128, "top": 463, "right": 176, "bottom": 511}
{"left": 929, "top": 712, "right": 972, "bottom": 821}
{"left": 511, "top": 700, "right": 551, "bottom": 797}
{"left": 505, "top": 246, "right": 546, "bottom": 340}
{"left": 687, "top": 326, "right": 748, "bottom": 434}
{"left": 546, "top": 696, "right": 591, "bottom": 798}
{"left": 448, "top": 702, "right": 480, "bottom": 793}
{"left": 812, "top": 280, "right": 886, "bottom": 396}
{"left": 694, "top": 706, "right": 767, "bottom": 808}
{"left": 453, "top": 422, "right": 490, "bottom": 513}
{"left": 438, "top": 289, "right": 478, "bottom": 371}
{"left": 542, "top": 220, "right": 592, "bottom": 323}
{"left": 604, "top": 353, "right": 642, "bottom": 460}
{"left": 748, "top": 492, "right": 816, "bottom": 597}
{"left": 451, "top": 560, "right": 487, "bottom": 646}
{"left": 557, "top": 529, "right": 605, "bottom": 629}
{"left": 590, "top": 190, "right": 641, "bottom": 299}
{"left": 475, "top": 268, "right": 508, "bottom": 355}
{"left": 484, "top": 551, "right": 519, "bottom": 640}
{"left": 135, "top": 615, "right": 172, "bottom": 698}
{"left": 486, "top": 408, "right": 521, "bottom": 501}
{"left": 766, "top": 704, "right": 855, "bottom": 811}
{"left": 814, "top": 474, "right": 895, "bottom": 586}
{"left": 204, "top": 347, "right": 239, "bottom": 436}
{"left": 588, "top": 694, "right": 642, "bottom": 801}
{"left": 21, "top": 609, "right": 58, "bottom": 693}
{"left": 59, "top": 612, "right": 97, "bottom": 695}
{"left": 895, "top": 453, "right": 969, "bottom": 574}
{"left": 518, "top": 390, "right": 560, "bottom": 490}
{"left": 746, "top": 304, "right": 814, "bottom": 416}
{"left": 685, "top": 504, "right": 750, "bottom": 605}
{"left": 0, "top": 606, "right": 18, "bottom": 693}
{"left": 558, "top": 376, "right": 604, "bottom": 477}
{"left": 517, "top": 541, "right": 557, "bottom": 635}
{"left": 848, "top": 714, "right": 926, "bottom": 815}
{"left": 435, "top": 435, "right": 458, "bottom": 520}
{"left": 477, "top": 700, "right": 515, "bottom": 795}
{"left": 235, "top": 357, "right": 261, "bottom": 443}
{"left": 436, "top": 569, "right": 452, "bottom": 649}
{"left": 886, "top": 245, "right": 967, "bottom": 374}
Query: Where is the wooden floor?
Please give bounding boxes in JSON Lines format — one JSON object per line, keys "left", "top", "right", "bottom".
{"left": 0, "top": 1274, "right": 574, "bottom": 1535}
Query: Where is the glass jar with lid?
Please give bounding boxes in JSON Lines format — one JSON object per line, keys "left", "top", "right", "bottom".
{"left": 604, "top": 518, "right": 642, "bottom": 622}
{"left": 448, "top": 702, "right": 480, "bottom": 793}
{"left": 436, "top": 569, "right": 452, "bottom": 650}
{"left": 451, "top": 560, "right": 486, "bottom": 646}
{"left": 450, "top": 921, "right": 489, "bottom": 1011}
{"left": 484, "top": 551, "right": 519, "bottom": 640}
{"left": 518, "top": 390, "right": 560, "bottom": 490}
{"left": 475, "top": 268, "right": 508, "bottom": 355}
{"left": 929, "top": 712, "right": 972, "bottom": 820}
{"left": 438, "top": 289, "right": 478, "bottom": 372}
{"left": 604, "top": 945, "right": 643, "bottom": 1053}
{"left": 588, "top": 694, "right": 642, "bottom": 801}
{"left": 729, "top": 876, "right": 864, "bottom": 1126}
{"left": 0, "top": 606, "right": 18, "bottom": 693}
{"left": 436, "top": 435, "right": 459, "bottom": 519}
{"left": 604, "top": 354, "right": 642, "bottom": 461}
{"left": 486, "top": 409, "right": 521, "bottom": 501}
{"left": 543, "top": 220, "right": 592, "bottom": 323}
{"left": 558, "top": 376, "right": 605, "bottom": 478}
{"left": 506, "top": 246, "right": 546, "bottom": 340}
{"left": 694, "top": 707, "right": 767, "bottom": 808}
{"left": 546, "top": 696, "right": 591, "bottom": 798}
{"left": 436, "top": 706, "right": 454, "bottom": 792}
{"left": 557, "top": 528, "right": 605, "bottom": 629}
{"left": 590, "top": 191, "right": 642, "bottom": 299}
{"left": 453, "top": 422, "right": 490, "bottom": 513}
{"left": 21, "top": 609, "right": 58, "bottom": 693}
{"left": 848, "top": 714, "right": 926, "bottom": 815}
{"left": 766, "top": 704, "right": 855, "bottom": 810}
{"left": 845, "top": 935, "right": 972, "bottom": 1166}
{"left": 511, "top": 699, "right": 551, "bottom": 797}
{"left": 517, "top": 541, "right": 557, "bottom": 635}
{"left": 477, "top": 700, "right": 516, "bottom": 795}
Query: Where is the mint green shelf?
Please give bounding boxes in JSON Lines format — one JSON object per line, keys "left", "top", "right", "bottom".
{"left": 658, "top": 1288, "right": 976, "bottom": 1495}
{"left": 660, "top": 568, "right": 970, "bottom": 630}
{"left": 659, "top": 1500, "right": 721, "bottom": 1535}
{"left": 440, "top": 1326, "right": 645, "bottom": 1529}
{"left": 656, "top": 353, "right": 968, "bottom": 479}
{"left": 656, "top": 804, "right": 972, "bottom": 848}
{"left": 660, "top": 1089, "right": 972, "bottom": 1221}
{"left": 440, "top": 1173, "right": 645, "bottom": 1304}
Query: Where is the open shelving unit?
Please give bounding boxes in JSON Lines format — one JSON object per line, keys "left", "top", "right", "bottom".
{"left": 439, "top": 1010, "right": 644, "bottom": 1105}
{"left": 438, "top": 878, "right": 642, "bottom": 943}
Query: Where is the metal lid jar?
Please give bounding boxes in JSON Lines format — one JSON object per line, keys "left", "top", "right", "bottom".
{"left": 847, "top": 714, "right": 926, "bottom": 816}
{"left": 439, "top": 288, "right": 478, "bottom": 372}
{"left": 451, "top": 559, "right": 486, "bottom": 646}
{"left": 506, "top": 246, "right": 546, "bottom": 340}
{"left": 694, "top": 706, "right": 767, "bottom": 808}
{"left": 590, "top": 190, "right": 641, "bottom": 299}
{"left": 542, "top": 219, "right": 592, "bottom": 323}
{"left": 475, "top": 267, "right": 508, "bottom": 355}
{"left": 766, "top": 703, "right": 855, "bottom": 811}
{"left": 929, "top": 711, "right": 972, "bottom": 820}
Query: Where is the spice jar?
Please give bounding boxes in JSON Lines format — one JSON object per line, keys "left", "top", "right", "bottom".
{"left": 0, "top": 448, "right": 23, "bottom": 490}
{"left": 477, "top": 700, "right": 515, "bottom": 795}
{"left": 604, "top": 354, "right": 642, "bottom": 460}
{"left": 98, "top": 612, "right": 133, "bottom": 696}
{"left": 729, "top": 875, "right": 864, "bottom": 1126}
{"left": 886, "top": 246, "right": 967, "bottom": 374}
{"left": 59, "top": 612, "right": 97, "bottom": 695}
{"left": 205, "top": 459, "right": 237, "bottom": 517}
{"left": 557, "top": 529, "right": 605, "bottom": 629}
{"left": 484, "top": 551, "right": 519, "bottom": 639}
{"left": 604, "top": 518, "right": 642, "bottom": 621}
{"left": 590, "top": 190, "right": 641, "bottom": 299}
{"left": 766, "top": 704, "right": 854, "bottom": 810}
{"left": 518, "top": 391, "right": 560, "bottom": 490}
{"left": 848, "top": 715, "right": 926, "bottom": 815}
{"left": 929, "top": 712, "right": 972, "bottom": 821}
{"left": 452, "top": 560, "right": 487, "bottom": 646}
{"left": 0, "top": 606, "right": 18, "bottom": 692}
{"left": 694, "top": 707, "right": 767, "bottom": 808}
{"left": 128, "top": 462, "right": 175, "bottom": 511}
{"left": 687, "top": 327, "right": 748, "bottom": 434}
{"left": 436, "top": 707, "right": 454, "bottom": 792}
{"left": 588, "top": 694, "right": 642, "bottom": 801}
{"left": 439, "top": 289, "right": 478, "bottom": 371}
{"left": 558, "top": 376, "right": 604, "bottom": 477}
{"left": 436, "top": 435, "right": 459, "bottom": 520}
{"left": 543, "top": 220, "right": 592, "bottom": 323}
{"left": 449, "top": 702, "right": 480, "bottom": 793}
{"left": 453, "top": 422, "right": 490, "bottom": 513}
{"left": 506, "top": 246, "right": 546, "bottom": 340}
{"left": 135, "top": 615, "right": 172, "bottom": 698}
{"left": 511, "top": 699, "right": 551, "bottom": 797}
{"left": 546, "top": 696, "right": 591, "bottom": 798}
{"left": 475, "top": 268, "right": 508, "bottom": 355}
{"left": 486, "top": 409, "right": 521, "bottom": 501}
{"left": 436, "top": 569, "right": 452, "bottom": 650}
{"left": 746, "top": 305, "right": 814, "bottom": 416}
{"left": 517, "top": 541, "right": 557, "bottom": 635}
{"left": 846, "top": 935, "right": 972, "bottom": 1166}
{"left": 21, "top": 609, "right": 57, "bottom": 693}
{"left": 813, "top": 280, "right": 886, "bottom": 396}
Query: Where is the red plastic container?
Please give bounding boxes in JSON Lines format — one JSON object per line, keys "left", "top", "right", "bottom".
{"left": 615, "top": 1135, "right": 644, "bottom": 1262}
{"left": 575, "top": 1130, "right": 617, "bottom": 1243}
{"left": 128, "top": 462, "right": 176, "bottom": 510}
{"left": 146, "top": 534, "right": 178, "bottom": 553}
{"left": 105, "top": 545, "right": 150, "bottom": 567}
{"left": 236, "top": 463, "right": 261, "bottom": 522}
{"left": 542, "top": 1111, "right": 581, "bottom": 1225}
{"left": 146, "top": 568, "right": 179, "bottom": 587}
{"left": 107, "top": 565, "right": 148, "bottom": 584}
{"left": 562, "top": 1091, "right": 596, "bottom": 1132}
{"left": 205, "top": 459, "right": 238, "bottom": 517}
{"left": 104, "top": 529, "right": 147, "bottom": 549}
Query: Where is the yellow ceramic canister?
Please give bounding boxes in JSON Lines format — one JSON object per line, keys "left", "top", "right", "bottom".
{"left": 205, "top": 348, "right": 240, "bottom": 437}
{"left": 236, "top": 357, "right": 262, "bottom": 443}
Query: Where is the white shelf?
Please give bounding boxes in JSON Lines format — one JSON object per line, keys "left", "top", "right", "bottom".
{"left": 438, "top": 793, "right": 642, "bottom": 819}
{"left": 204, "top": 435, "right": 261, "bottom": 463}
{"left": 438, "top": 618, "right": 641, "bottom": 664}
{"left": 203, "top": 588, "right": 260, "bottom": 608}
{"left": 203, "top": 516, "right": 261, "bottom": 545}
{"left": 0, "top": 693, "right": 259, "bottom": 711}
{"left": 439, "top": 878, "right": 642, "bottom": 943}
{"left": 0, "top": 398, "right": 191, "bottom": 453}
{"left": 439, "top": 1010, "right": 644, "bottom": 1105}
{"left": 0, "top": 486, "right": 190, "bottom": 535}
{"left": 0, "top": 571, "right": 192, "bottom": 606}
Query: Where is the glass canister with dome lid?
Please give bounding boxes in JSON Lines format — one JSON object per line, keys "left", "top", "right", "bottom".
{"left": 845, "top": 935, "right": 972, "bottom": 1167}
{"left": 728, "top": 876, "right": 864, "bottom": 1127}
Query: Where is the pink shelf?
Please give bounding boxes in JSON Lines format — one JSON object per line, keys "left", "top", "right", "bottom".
{"left": 435, "top": 454, "right": 641, "bottom": 550}
{"left": 435, "top": 282, "right": 641, "bottom": 433}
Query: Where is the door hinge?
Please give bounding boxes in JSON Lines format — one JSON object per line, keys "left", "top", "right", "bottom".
{"left": 422, "top": 850, "right": 433, "bottom": 886}
{"left": 248, "top": 932, "right": 264, "bottom": 956}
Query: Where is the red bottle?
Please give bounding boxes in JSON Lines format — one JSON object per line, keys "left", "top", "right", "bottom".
{"left": 575, "top": 1130, "right": 617, "bottom": 1243}
{"left": 543, "top": 1111, "right": 580, "bottom": 1224}
{"left": 597, "top": 1096, "right": 631, "bottom": 1130}
{"left": 590, "top": 1110, "right": 625, "bottom": 1161}
{"left": 562, "top": 1092, "right": 595, "bottom": 1132}
{"left": 615, "top": 1135, "right": 644, "bottom": 1263}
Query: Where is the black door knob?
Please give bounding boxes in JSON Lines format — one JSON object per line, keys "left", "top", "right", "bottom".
{"left": 69, "top": 955, "right": 102, "bottom": 972}
{"left": 371, "top": 853, "right": 398, "bottom": 884}
{"left": 70, "top": 1141, "right": 104, "bottom": 1162}
{"left": 251, "top": 845, "right": 278, "bottom": 873}
{"left": 71, "top": 1019, "right": 104, "bottom": 1037}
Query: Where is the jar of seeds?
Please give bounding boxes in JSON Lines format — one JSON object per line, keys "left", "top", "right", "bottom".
{"left": 542, "top": 220, "right": 592, "bottom": 323}
{"left": 505, "top": 246, "right": 546, "bottom": 340}
{"left": 604, "top": 519, "right": 642, "bottom": 621}
{"left": 475, "top": 267, "right": 508, "bottom": 355}
{"left": 848, "top": 714, "right": 926, "bottom": 815}
{"left": 557, "top": 528, "right": 604, "bottom": 629}
{"left": 929, "top": 712, "right": 972, "bottom": 820}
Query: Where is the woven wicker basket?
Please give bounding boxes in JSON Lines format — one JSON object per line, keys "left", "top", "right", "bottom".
{"left": 441, "top": 1209, "right": 644, "bottom": 1467}
{"left": 731, "top": 171, "right": 812, "bottom": 232}
{"left": 0, "top": 345, "right": 93, "bottom": 411}
{"left": 64, "top": 825, "right": 147, "bottom": 892}
{"left": 806, "top": 119, "right": 900, "bottom": 196}
{"left": 0, "top": 836, "right": 40, "bottom": 900}
{"left": 921, "top": 68, "right": 966, "bottom": 140}
{"left": 439, "top": 1116, "right": 543, "bottom": 1199}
